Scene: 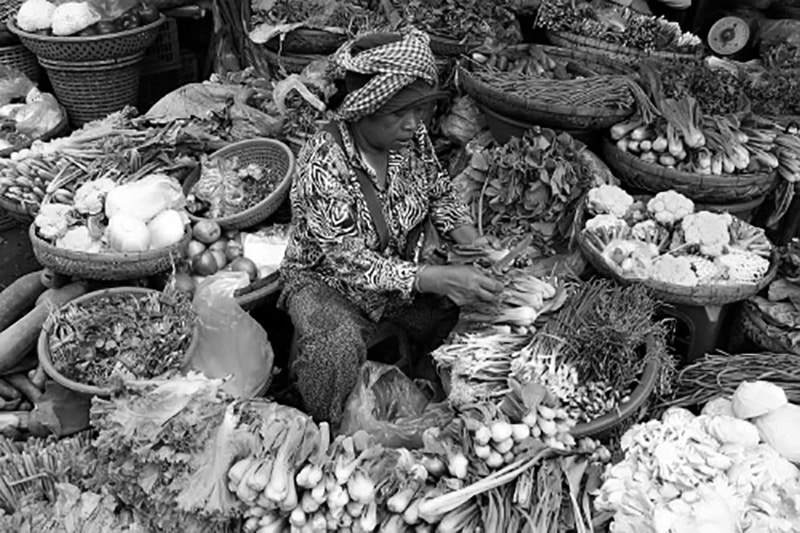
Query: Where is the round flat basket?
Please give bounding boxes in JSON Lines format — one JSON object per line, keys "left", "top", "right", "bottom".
{"left": 546, "top": 29, "right": 701, "bottom": 66}
{"left": 263, "top": 47, "right": 323, "bottom": 75}
{"left": 457, "top": 45, "right": 635, "bottom": 131}
{"left": 577, "top": 230, "right": 778, "bottom": 306}
{"left": 0, "top": 43, "right": 40, "bottom": 82}
{"left": 602, "top": 138, "right": 778, "bottom": 203}
{"left": 480, "top": 104, "right": 598, "bottom": 147}
{"left": 695, "top": 195, "right": 766, "bottom": 224}
{"left": 740, "top": 300, "right": 799, "bottom": 354}
{"left": 0, "top": 209, "right": 18, "bottom": 231}
{"left": 185, "top": 138, "right": 295, "bottom": 230}
{"left": 265, "top": 27, "right": 347, "bottom": 55}
{"left": 8, "top": 16, "right": 165, "bottom": 62}
{"left": 39, "top": 53, "right": 144, "bottom": 126}
{"left": 0, "top": 105, "right": 69, "bottom": 158}
{"left": 38, "top": 286, "right": 199, "bottom": 397}
{"left": 29, "top": 223, "right": 191, "bottom": 281}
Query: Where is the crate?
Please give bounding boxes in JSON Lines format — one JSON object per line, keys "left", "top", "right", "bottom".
{"left": 140, "top": 17, "right": 180, "bottom": 75}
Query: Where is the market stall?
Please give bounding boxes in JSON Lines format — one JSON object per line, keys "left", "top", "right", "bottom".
{"left": 0, "top": 0, "right": 799, "bottom": 531}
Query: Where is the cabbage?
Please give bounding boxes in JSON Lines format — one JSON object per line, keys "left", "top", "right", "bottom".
{"left": 16, "top": 0, "right": 56, "bottom": 32}
{"left": 105, "top": 174, "right": 185, "bottom": 223}
{"left": 754, "top": 404, "right": 800, "bottom": 463}
{"left": 732, "top": 381, "right": 788, "bottom": 419}
{"left": 51, "top": 2, "right": 101, "bottom": 36}
{"left": 106, "top": 213, "right": 150, "bottom": 253}
{"left": 147, "top": 209, "right": 185, "bottom": 250}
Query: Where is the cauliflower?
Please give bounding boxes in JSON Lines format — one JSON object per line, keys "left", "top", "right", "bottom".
{"left": 689, "top": 256, "right": 724, "bottom": 284}
{"left": 717, "top": 250, "right": 771, "bottom": 283}
{"left": 16, "top": 0, "right": 56, "bottom": 32}
{"left": 682, "top": 211, "right": 732, "bottom": 257}
{"left": 631, "top": 219, "right": 669, "bottom": 246}
{"left": 34, "top": 203, "right": 73, "bottom": 240}
{"left": 647, "top": 190, "right": 695, "bottom": 225}
{"left": 56, "top": 226, "right": 102, "bottom": 253}
{"left": 585, "top": 214, "right": 628, "bottom": 233}
{"left": 587, "top": 184, "right": 634, "bottom": 218}
{"left": 73, "top": 178, "right": 117, "bottom": 215}
{"left": 602, "top": 239, "right": 658, "bottom": 279}
{"left": 648, "top": 255, "right": 698, "bottom": 286}
{"left": 51, "top": 2, "right": 101, "bottom": 37}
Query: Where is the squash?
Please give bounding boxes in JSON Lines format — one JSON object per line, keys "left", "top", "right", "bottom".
{"left": 0, "top": 271, "right": 47, "bottom": 332}
{"left": 0, "top": 282, "right": 88, "bottom": 374}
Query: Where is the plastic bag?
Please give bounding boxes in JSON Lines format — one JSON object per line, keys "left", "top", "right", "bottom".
{"left": 81, "top": 0, "right": 139, "bottom": 20}
{"left": 339, "top": 361, "right": 454, "bottom": 449}
{"left": 0, "top": 67, "right": 34, "bottom": 107}
{"left": 190, "top": 272, "right": 274, "bottom": 398}
{"left": 15, "top": 93, "right": 63, "bottom": 138}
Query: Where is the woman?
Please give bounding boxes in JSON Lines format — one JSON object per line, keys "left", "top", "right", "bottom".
{"left": 279, "top": 30, "right": 502, "bottom": 424}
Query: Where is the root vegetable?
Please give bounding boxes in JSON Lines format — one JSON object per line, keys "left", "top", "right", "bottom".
{"left": 486, "top": 451, "right": 504, "bottom": 468}
{"left": 473, "top": 444, "right": 491, "bottom": 459}
{"left": 493, "top": 438, "right": 514, "bottom": 455}
{"left": 490, "top": 421, "right": 513, "bottom": 443}
{"left": 473, "top": 425, "right": 491, "bottom": 446}
{"left": 448, "top": 453, "right": 469, "bottom": 480}
{"left": 510, "top": 423, "right": 531, "bottom": 442}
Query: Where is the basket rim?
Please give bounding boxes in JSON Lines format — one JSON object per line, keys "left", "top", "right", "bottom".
{"left": 603, "top": 137, "right": 777, "bottom": 188}
{"left": 545, "top": 29, "right": 701, "bottom": 60}
{"left": 7, "top": 14, "right": 165, "bottom": 44}
{"left": 571, "top": 338, "right": 661, "bottom": 438}
{"left": 38, "top": 286, "right": 199, "bottom": 397}
{"left": 186, "top": 138, "right": 296, "bottom": 228}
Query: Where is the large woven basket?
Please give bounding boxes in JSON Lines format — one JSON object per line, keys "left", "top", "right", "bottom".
{"left": 602, "top": 138, "right": 778, "bottom": 203}
{"left": 262, "top": 47, "right": 322, "bottom": 75}
{"left": 8, "top": 16, "right": 165, "bottom": 62}
{"left": 480, "top": 104, "right": 598, "bottom": 147}
{"left": 234, "top": 270, "right": 282, "bottom": 311}
{"left": 265, "top": 27, "right": 346, "bottom": 55}
{"left": 429, "top": 33, "right": 476, "bottom": 57}
{"left": 457, "top": 44, "right": 635, "bottom": 131}
{"left": 546, "top": 30, "right": 701, "bottom": 66}
{"left": 185, "top": 138, "right": 296, "bottom": 230}
{"left": 38, "top": 287, "right": 199, "bottom": 397}
{"left": 39, "top": 53, "right": 144, "bottom": 126}
{"left": 30, "top": 224, "right": 191, "bottom": 281}
{"left": 0, "top": 43, "right": 39, "bottom": 82}
{"left": 739, "top": 300, "right": 800, "bottom": 354}
{"left": 577, "top": 229, "right": 778, "bottom": 306}
{"left": 0, "top": 192, "right": 35, "bottom": 221}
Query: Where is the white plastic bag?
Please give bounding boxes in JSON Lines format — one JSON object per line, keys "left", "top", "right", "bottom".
{"left": 190, "top": 272, "right": 274, "bottom": 398}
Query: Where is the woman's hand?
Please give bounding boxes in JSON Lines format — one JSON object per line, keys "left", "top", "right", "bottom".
{"left": 417, "top": 265, "right": 503, "bottom": 305}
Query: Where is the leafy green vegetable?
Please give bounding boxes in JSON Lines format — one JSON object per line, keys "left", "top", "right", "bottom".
{"left": 395, "top": 0, "right": 521, "bottom": 44}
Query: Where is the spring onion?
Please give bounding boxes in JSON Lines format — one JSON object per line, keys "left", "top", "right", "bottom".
{"left": 473, "top": 444, "right": 492, "bottom": 459}
{"left": 510, "top": 423, "right": 531, "bottom": 442}
{"left": 473, "top": 425, "right": 491, "bottom": 446}
{"left": 490, "top": 421, "right": 513, "bottom": 443}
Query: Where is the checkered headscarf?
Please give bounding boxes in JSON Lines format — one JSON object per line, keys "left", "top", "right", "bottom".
{"left": 331, "top": 30, "right": 439, "bottom": 121}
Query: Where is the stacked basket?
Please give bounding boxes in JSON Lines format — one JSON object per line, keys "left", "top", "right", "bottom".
{"left": 263, "top": 27, "right": 346, "bottom": 74}
{"left": 0, "top": 0, "right": 41, "bottom": 83}
{"left": 8, "top": 16, "right": 165, "bottom": 126}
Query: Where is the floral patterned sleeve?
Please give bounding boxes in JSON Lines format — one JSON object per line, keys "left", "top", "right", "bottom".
{"left": 419, "top": 128, "right": 474, "bottom": 236}
{"left": 294, "top": 155, "right": 418, "bottom": 298}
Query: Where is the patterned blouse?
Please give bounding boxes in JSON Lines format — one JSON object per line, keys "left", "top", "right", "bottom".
{"left": 281, "top": 120, "right": 473, "bottom": 321}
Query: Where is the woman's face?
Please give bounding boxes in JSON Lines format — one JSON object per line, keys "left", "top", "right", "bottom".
{"left": 356, "top": 104, "right": 432, "bottom": 152}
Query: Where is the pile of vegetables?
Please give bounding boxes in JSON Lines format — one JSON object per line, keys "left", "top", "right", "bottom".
{"left": 596, "top": 381, "right": 800, "bottom": 531}
{"left": 582, "top": 185, "right": 775, "bottom": 289}
{"left": 16, "top": 0, "right": 160, "bottom": 37}
{"left": 47, "top": 287, "right": 195, "bottom": 388}
{"left": 434, "top": 278, "right": 675, "bottom": 425}
{"left": 465, "top": 45, "right": 647, "bottom": 114}
{"left": 187, "top": 154, "right": 285, "bottom": 219}
{"left": 453, "top": 127, "right": 602, "bottom": 256}
{"left": 745, "top": 69, "right": 800, "bottom": 119}
{"left": 392, "top": 0, "right": 521, "bottom": 46}
{"left": 658, "top": 58, "right": 748, "bottom": 117}
{"left": 249, "top": 0, "right": 386, "bottom": 33}
{"left": 33, "top": 172, "right": 188, "bottom": 253}
{"left": 534, "top": 0, "right": 701, "bottom": 54}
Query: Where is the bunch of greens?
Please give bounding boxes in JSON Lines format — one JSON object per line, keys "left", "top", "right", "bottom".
{"left": 659, "top": 59, "right": 749, "bottom": 116}
{"left": 542, "top": 279, "right": 676, "bottom": 395}
{"left": 250, "top": 0, "right": 387, "bottom": 32}
{"left": 395, "top": 0, "right": 521, "bottom": 44}
{"left": 48, "top": 288, "right": 195, "bottom": 388}
{"left": 457, "top": 128, "right": 594, "bottom": 253}
{"left": 745, "top": 70, "right": 800, "bottom": 117}
{"left": 89, "top": 374, "right": 248, "bottom": 533}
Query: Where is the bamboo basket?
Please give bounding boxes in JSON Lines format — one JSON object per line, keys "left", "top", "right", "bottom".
{"left": 265, "top": 27, "right": 346, "bottom": 55}
{"left": 546, "top": 29, "right": 701, "bottom": 66}
{"left": 263, "top": 47, "right": 323, "bottom": 75}
{"left": 0, "top": 193, "right": 35, "bottom": 221}
{"left": 457, "top": 44, "right": 635, "bottom": 131}
{"left": 0, "top": 43, "right": 39, "bottom": 82}
{"left": 38, "top": 287, "right": 200, "bottom": 397}
{"left": 602, "top": 138, "right": 778, "bottom": 203}
{"left": 739, "top": 300, "right": 800, "bottom": 354}
{"left": 428, "top": 33, "right": 477, "bottom": 57}
{"left": 184, "top": 138, "right": 296, "bottom": 230}
{"left": 234, "top": 270, "right": 282, "bottom": 311}
{"left": 29, "top": 224, "right": 191, "bottom": 281}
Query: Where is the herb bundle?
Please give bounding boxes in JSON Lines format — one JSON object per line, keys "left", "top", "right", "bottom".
{"left": 659, "top": 59, "right": 749, "bottom": 116}
{"left": 250, "top": 0, "right": 386, "bottom": 33}
{"left": 394, "top": 0, "right": 521, "bottom": 44}
{"left": 48, "top": 288, "right": 196, "bottom": 387}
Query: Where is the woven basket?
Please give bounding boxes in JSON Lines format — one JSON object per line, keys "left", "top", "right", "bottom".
{"left": 0, "top": 43, "right": 39, "bottom": 82}
{"left": 185, "top": 138, "right": 296, "bottom": 230}
{"left": 739, "top": 300, "right": 800, "bottom": 354}
{"left": 38, "top": 287, "right": 199, "bottom": 397}
{"left": 234, "top": 270, "right": 282, "bottom": 311}
{"left": 39, "top": 53, "right": 144, "bottom": 126}
{"left": 0, "top": 105, "right": 69, "bottom": 158}
{"left": 602, "top": 138, "right": 778, "bottom": 203}
{"left": 263, "top": 47, "right": 323, "bottom": 75}
{"left": 8, "top": 16, "right": 165, "bottom": 62}
{"left": 480, "top": 104, "right": 598, "bottom": 146}
{"left": 695, "top": 195, "right": 766, "bottom": 224}
{"left": 265, "top": 27, "right": 347, "bottom": 55}
{"left": 0, "top": 193, "right": 35, "bottom": 221}
{"left": 457, "top": 44, "right": 635, "bottom": 131}
{"left": 429, "top": 33, "right": 476, "bottom": 57}
{"left": 546, "top": 30, "right": 701, "bottom": 66}
{"left": 29, "top": 223, "right": 191, "bottom": 281}
{"left": 577, "top": 230, "right": 778, "bottom": 306}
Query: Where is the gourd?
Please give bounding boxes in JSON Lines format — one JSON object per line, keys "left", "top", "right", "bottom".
{"left": 0, "top": 271, "right": 46, "bottom": 332}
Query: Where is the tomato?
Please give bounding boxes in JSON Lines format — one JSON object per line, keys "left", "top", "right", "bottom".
{"left": 137, "top": 3, "right": 160, "bottom": 25}
{"left": 192, "top": 220, "right": 222, "bottom": 244}
{"left": 116, "top": 10, "right": 141, "bottom": 31}
{"left": 94, "top": 21, "right": 119, "bottom": 35}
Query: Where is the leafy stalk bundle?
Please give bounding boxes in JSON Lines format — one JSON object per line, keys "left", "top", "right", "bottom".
{"left": 394, "top": 0, "right": 521, "bottom": 44}
{"left": 659, "top": 59, "right": 749, "bottom": 116}
{"left": 48, "top": 288, "right": 196, "bottom": 387}
{"left": 539, "top": 279, "right": 675, "bottom": 395}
